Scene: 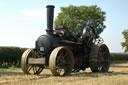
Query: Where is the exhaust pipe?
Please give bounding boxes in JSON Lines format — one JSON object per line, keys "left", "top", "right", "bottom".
{"left": 46, "top": 5, "right": 55, "bottom": 35}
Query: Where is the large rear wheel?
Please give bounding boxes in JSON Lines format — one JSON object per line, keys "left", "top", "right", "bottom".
{"left": 89, "top": 44, "right": 110, "bottom": 72}
{"left": 49, "top": 47, "right": 74, "bottom": 76}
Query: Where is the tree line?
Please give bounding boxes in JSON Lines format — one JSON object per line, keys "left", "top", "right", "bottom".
{"left": 0, "top": 46, "right": 26, "bottom": 67}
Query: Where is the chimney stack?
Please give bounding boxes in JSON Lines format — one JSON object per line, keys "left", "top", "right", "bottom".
{"left": 46, "top": 5, "right": 55, "bottom": 35}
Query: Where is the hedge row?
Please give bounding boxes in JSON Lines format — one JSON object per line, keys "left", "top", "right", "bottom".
{"left": 0, "top": 46, "right": 128, "bottom": 67}
{"left": 110, "top": 53, "right": 128, "bottom": 63}
{"left": 0, "top": 46, "right": 27, "bottom": 67}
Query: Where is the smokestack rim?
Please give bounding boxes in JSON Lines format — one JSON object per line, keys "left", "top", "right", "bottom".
{"left": 46, "top": 5, "right": 55, "bottom": 8}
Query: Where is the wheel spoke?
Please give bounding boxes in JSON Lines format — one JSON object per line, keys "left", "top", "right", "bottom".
{"left": 59, "top": 50, "right": 64, "bottom": 57}
{"left": 38, "top": 67, "right": 43, "bottom": 73}
{"left": 63, "top": 52, "right": 68, "bottom": 58}
{"left": 27, "top": 65, "right": 32, "bottom": 72}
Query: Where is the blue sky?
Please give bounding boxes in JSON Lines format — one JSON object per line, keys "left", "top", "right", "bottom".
{"left": 0, "top": 0, "right": 128, "bottom": 52}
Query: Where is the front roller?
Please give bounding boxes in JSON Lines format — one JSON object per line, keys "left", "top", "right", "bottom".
{"left": 49, "top": 47, "right": 74, "bottom": 76}
{"left": 21, "top": 48, "right": 44, "bottom": 75}
{"left": 89, "top": 44, "right": 110, "bottom": 72}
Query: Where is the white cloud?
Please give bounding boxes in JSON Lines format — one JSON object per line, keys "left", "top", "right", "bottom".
{"left": 21, "top": 9, "right": 46, "bottom": 17}
{"left": 20, "top": 9, "right": 60, "bottom": 19}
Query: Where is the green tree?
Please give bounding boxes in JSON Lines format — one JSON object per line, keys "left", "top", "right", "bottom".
{"left": 121, "top": 30, "right": 128, "bottom": 52}
{"left": 55, "top": 5, "right": 106, "bottom": 35}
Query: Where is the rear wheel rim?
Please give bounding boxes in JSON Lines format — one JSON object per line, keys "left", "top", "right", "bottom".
{"left": 89, "top": 44, "right": 110, "bottom": 72}
{"left": 97, "top": 44, "right": 110, "bottom": 72}
{"left": 49, "top": 47, "right": 74, "bottom": 76}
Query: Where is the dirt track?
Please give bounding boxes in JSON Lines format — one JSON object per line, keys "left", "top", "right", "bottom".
{"left": 1, "top": 63, "right": 128, "bottom": 85}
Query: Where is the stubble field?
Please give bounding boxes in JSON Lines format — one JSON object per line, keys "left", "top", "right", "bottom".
{"left": 0, "top": 63, "right": 128, "bottom": 85}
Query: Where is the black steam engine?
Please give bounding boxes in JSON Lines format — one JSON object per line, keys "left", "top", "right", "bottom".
{"left": 21, "top": 5, "right": 110, "bottom": 76}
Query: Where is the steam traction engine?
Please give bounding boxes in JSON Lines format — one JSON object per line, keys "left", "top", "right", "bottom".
{"left": 21, "top": 5, "right": 110, "bottom": 76}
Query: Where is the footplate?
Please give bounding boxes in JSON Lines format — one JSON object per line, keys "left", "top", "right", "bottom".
{"left": 28, "top": 58, "right": 45, "bottom": 65}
